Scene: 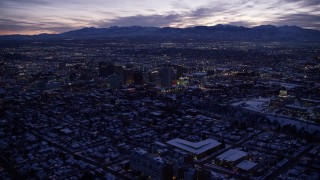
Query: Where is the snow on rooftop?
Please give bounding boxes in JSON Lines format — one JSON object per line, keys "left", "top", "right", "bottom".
{"left": 193, "top": 72, "right": 207, "bottom": 76}
{"left": 285, "top": 104, "right": 307, "bottom": 110}
{"left": 216, "top": 149, "right": 247, "bottom": 162}
{"left": 153, "top": 157, "right": 165, "bottom": 164}
{"left": 166, "top": 138, "right": 221, "bottom": 155}
{"left": 300, "top": 98, "right": 320, "bottom": 103}
{"left": 268, "top": 81, "right": 299, "bottom": 89}
{"left": 60, "top": 128, "right": 72, "bottom": 134}
{"left": 236, "top": 160, "right": 258, "bottom": 171}
{"left": 216, "top": 68, "right": 230, "bottom": 71}
{"left": 134, "top": 148, "right": 147, "bottom": 155}
{"left": 154, "top": 141, "right": 166, "bottom": 147}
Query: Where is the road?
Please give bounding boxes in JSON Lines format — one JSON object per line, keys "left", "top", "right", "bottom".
{"left": 263, "top": 145, "right": 313, "bottom": 179}
{"left": 14, "top": 120, "right": 130, "bottom": 180}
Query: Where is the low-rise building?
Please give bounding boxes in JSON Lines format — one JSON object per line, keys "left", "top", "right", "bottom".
{"left": 166, "top": 138, "right": 222, "bottom": 159}
{"left": 216, "top": 149, "right": 248, "bottom": 167}
{"left": 130, "top": 148, "right": 173, "bottom": 180}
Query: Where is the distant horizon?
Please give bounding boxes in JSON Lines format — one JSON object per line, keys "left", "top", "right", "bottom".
{"left": 1, "top": 23, "right": 319, "bottom": 36}
{"left": 0, "top": 0, "right": 319, "bottom": 35}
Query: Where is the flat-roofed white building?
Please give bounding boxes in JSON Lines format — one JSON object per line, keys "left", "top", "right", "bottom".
{"left": 166, "top": 138, "right": 222, "bottom": 158}
{"left": 216, "top": 148, "right": 248, "bottom": 167}
{"left": 236, "top": 160, "right": 258, "bottom": 172}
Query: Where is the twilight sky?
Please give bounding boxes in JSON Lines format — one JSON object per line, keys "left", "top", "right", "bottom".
{"left": 0, "top": 0, "right": 319, "bottom": 35}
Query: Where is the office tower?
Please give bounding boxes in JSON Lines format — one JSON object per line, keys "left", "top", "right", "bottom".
{"left": 160, "top": 67, "right": 174, "bottom": 88}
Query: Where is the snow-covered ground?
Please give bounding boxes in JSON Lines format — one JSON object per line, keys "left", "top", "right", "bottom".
{"left": 232, "top": 98, "right": 320, "bottom": 133}
{"left": 266, "top": 114, "right": 320, "bottom": 133}
{"left": 231, "top": 98, "right": 270, "bottom": 113}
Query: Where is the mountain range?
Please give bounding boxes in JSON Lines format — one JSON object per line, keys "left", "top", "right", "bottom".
{"left": 1, "top": 24, "right": 320, "bottom": 42}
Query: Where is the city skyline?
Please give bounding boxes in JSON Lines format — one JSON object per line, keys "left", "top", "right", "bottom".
{"left": 0, "top": 0, "right": 319, "bottom": 35}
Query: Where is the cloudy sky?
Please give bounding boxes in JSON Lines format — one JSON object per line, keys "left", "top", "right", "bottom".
{"left": 0, "top": 0, "right": 319, "bottom": 35}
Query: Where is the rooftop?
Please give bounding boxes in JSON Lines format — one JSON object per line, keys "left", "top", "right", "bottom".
{"left": 166, "top": 138, "right": 221, "bottom": 155}
{"left": 236, "top": 160, "right": 258, "bottom": 171}
{"left": 216, "top": 149, "right": 247, "bottom": 162}
{"left": 133, "top": 148, "right": 147, "bottom": 155}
